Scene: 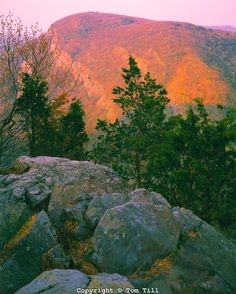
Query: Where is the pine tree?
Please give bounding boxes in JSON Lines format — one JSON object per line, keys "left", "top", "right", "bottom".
{"left": 147, "top": 99, "right": 236, "bottom": 234}
{"left": 15, "top": 73, "right": 52, "bottom": 156}
{"left": 55, "top": 99, "right": 88, "bottom": 160}
{"left": 93, "top": 56, "right": 169, "bottom": 187}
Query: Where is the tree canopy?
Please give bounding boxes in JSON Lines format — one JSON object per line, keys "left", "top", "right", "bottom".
{"left": 92, "top": 56, "right": 236, "bottom": 237}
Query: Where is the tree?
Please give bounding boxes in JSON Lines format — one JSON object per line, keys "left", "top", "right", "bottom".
{"left": 147, "top": 99, "right": 236, "bottom": 235}
{"left": 15, "top": 73, "right": 88, "bottom": 159}
{"left": 0, "top": 13, "right": 77, "bottom": 165}
{"left": 53, "top": 98, "right": 88, "bottom": 160}
{"left": 15, "top": 73, "right": 52, "bottom": 156}
{"left": 92, "top": 56, "right": 236, "bottom": 237}
{"left": 93, "top": 56, "right": 169, "bottom": 187}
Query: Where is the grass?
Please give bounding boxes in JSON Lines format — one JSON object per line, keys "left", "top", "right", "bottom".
{"left": 66, "top": 239, "right": 98, "bottom": 275}
{"left": 131, "top": 254, "right": 173, "bottom": 280}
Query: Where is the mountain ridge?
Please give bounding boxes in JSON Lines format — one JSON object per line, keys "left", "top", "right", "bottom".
{"left": 206, "top": 25, "right": 236, "bottom": 33}
{"left": 50, "top": 12, "right": 236, "bottom": 131}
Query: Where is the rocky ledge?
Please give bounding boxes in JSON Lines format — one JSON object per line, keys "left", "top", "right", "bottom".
{"left": 0, "top": 156, "right": 235, "bottom": 293}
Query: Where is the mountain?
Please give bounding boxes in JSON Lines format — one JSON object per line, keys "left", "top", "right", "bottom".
{"left": 51, "top": 12, "right": 236, "bottom": 131}
{"left": 206, "top": 25, "right": 236, "bottom": 33}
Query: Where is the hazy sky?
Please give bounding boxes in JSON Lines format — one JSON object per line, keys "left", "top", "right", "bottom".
{"left": 1, "top": 0, "right": 235, "bottom": 31}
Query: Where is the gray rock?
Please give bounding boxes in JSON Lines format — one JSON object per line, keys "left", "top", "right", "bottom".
{"left": 63, "top": 205, "right": 92, "bottom": 240}
{"left": 134, "top": 208, "right": 236, "bottom": 293}
{"left": 88, "top": 273, "right": 138, "bottom": 293}
{"left": 173, "top": 207, "right": 236, "bottom": 292}
{"left": 128, "top": 188, "right": 171, "bottom": 208}
{"left": 0, "top": 211, "right": 59, "bottom": 293}
{"left": 172, "top": 206, "right": 204, "bottom": 234}
{"left": 85, "top": 193, "right": 129, "bottom": 228}
{"left": 15, "top": 269, "right": 89, "bottom": 294}
{"left": 0, "top": 200, "right": 31, "bottom": 250}
{"left": 0, "top": 169, "right": 50, "bottom": 209}
{"left": 92, "top": 202, "right": 180, "bottom": 274}
{"left": 42, "top": 245, "right": 70, "bottom": 270}
{"left": 13, "top": 156, "right": 128, "bottom": 211}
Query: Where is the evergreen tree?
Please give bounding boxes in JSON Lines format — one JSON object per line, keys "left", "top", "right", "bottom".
{"left": 93, "top": 57, "right": 236, "bottom": 237}
{"left": 54, "top": 98, "right": 88, "bottom": 160}
{"left": 147, "top": 99, "right": 236, "bottom": 234}
{"left": 93, "top": 56, "right": 169, "bottom": 187}
{"left": 15, "top": 73, "right": 52, "bottom": 156}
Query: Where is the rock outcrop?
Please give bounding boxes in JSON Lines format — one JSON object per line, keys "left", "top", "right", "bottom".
{"left": 0, "top": 156, "right": 235, "bottom": 293}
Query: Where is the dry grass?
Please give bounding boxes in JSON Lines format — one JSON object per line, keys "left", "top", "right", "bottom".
{"left": 187, "top": 230, "right": 199, "bottom": 239}
{"left": 64, "top": 220, "right": 77, "bottom": 233}
{"left": 66, "top": 239, "right": 99, "bottom": 275}
{"left": 132, "top": 254, "right": 173, "bottom": 280}
{"left": 0, "top": 214, "right": 37, "bottom": 265}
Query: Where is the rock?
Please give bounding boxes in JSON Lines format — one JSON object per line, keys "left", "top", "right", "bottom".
{"left": 173, "top": 207, "right": 236, "bottom": 292}
{"left": 13, "top": 156, "right": 128, "bottom": 210}
{"left": 2, "top": 156, "right": 236, "bottom": 293}
{"left": 15, "top": 269, "right": 89, "bottom": 294}
{"left": 88, "top": 273, "right": 138, "bottom": 293}
{"left": 133, "top": 208, "right": 236, "bottom": 293}
{"left": 0, "top": 170, "right": 51, "bottom": 209}
{"left": 92, "top": 202, "right": 180, "bottom": 274}
{"left": 85, "top": 193, "right": 129, "bottom": 228}
{"left": 63, "top": 205, "right": 92, "bottom": 240}
{"left": 0, "top": 200, "right": 31, "bottom": 251}
{"left": 172, "top": 206, "right": 204, "bottom": 234}
{"left": 128, "top": 188, "right": 171, "bottom": 208}
{"left": 42, "top": 245, "right": 70, "bottom": 270}
{"left": 15, "top": 269, "right": 136, "bottom": 294}
{"left": 0, "top": 211, "right": 61, "bottom": 293}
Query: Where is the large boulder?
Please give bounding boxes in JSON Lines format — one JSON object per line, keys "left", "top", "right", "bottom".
{"left": 128, "top": 188, "right": 171, "bottom": 208}
{"left": 85, "top": 192, "right": 129, "bottom": 229}
{"left": 0, "top": 211, "right": 66, "bottom": 294}
{"left": 172, "top": 207, "right": 236, "bottom": 292}
{"left": 0, "top": 170, "right": 50, "bottom": 209}
{"left": 92, "top": 202, "right": 180, "bottom": 274}
{"left": 88, "top": 273, "right": 137, "bottom": 293}
{"left": 13, "top": 156, "right": 128, "bottom": 210}
{"left": 15, "top": 270, "right": 136, "bottom": 294}
{"left": 15, "top": 269, "right": 89, "bottom": 294}
{"left": 131, "top": 208, "right": 236, "bottom": 293}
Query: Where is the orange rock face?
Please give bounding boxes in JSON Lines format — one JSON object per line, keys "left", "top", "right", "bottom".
{"left": 51, "top": 12, "right": 236, "bottom": 131}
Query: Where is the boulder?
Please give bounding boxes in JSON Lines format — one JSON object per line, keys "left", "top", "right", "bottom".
{"left": 0, "top": 170, "right": 51, "bottom": 209}
{"left": 85, "top": 193, "right": 129, "bottom": 229}
{"left": 13, "top": 156, "right": 128, "bottom": 210}
{"left": 0, "top": 211, "right": 63, "bottom": 293}
{"left": 172, "top": 207, "right": 236, "bottom": 292}
{"left": 128, "top": 188, "right": 171, "bottom": 208}
{"left": 0, "top": 200, "right": 31, "bottom": 251}
{"left": 15, "top": 269, "right": 89, "bottom": 294}
{"left": 92, "top": 202, "right": 180, "bottom": 274}
{"left": 42, "top": 245, "right": 70, "bottom": 270}
{"left": 88, "top": 273, "right": 138, "bottom": 293}
{"left": 131, "top": 208, "right": 236, "bottom": 293}
{"left": 15, "top": 269, "right": 136, "bottom": 294}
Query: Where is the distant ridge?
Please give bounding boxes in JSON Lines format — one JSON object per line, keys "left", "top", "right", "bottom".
{"left": 51, "top": 12, "right": 236, "bottom": 131}
{"left": 206, "top": 25, "right": 236, "bottom": 33}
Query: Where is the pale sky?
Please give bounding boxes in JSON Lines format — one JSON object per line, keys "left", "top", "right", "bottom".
{"left": 1, "top": 0, "right": 235, "bottom": 31}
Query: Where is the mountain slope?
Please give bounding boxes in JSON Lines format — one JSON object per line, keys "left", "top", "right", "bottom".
{"left": 51, "top": 12, "right": 236, "bottom": 131}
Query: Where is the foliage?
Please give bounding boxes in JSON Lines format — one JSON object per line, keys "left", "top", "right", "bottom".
{"left": 15, "top": 73, "right": 52, "bottom": 156}
{"left": 147, "top": 99, "right": 236, "bottom": 232}
{"left": 92, "top": 56, "right": 169, "bottom": 187}
{"left": 92, "top": 57, "right": 236, "bottom": 237}
{"left": 0, "top": 13, "right": 77, "bottom": 165}
{"left": 51, "top": 98, "right": 88, "bottom": 160}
